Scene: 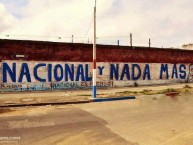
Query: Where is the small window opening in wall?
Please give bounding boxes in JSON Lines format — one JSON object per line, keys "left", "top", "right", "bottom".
{"left": 15, "top": 54, "right": 25, "bottom": 58}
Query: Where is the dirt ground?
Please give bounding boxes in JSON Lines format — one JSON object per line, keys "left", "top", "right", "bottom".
{"left": 0, "top": 83, "right": 193, "bottom": 106}
{"left": 1, "top": 83, "right": 193, "bottom": 145}
{"left": 0, "top": 105, "right": 132, "bottom": 145}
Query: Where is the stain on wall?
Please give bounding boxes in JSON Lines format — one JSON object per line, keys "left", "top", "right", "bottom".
{"left": 1, "top": 39, "right": 193, "bottom": 63}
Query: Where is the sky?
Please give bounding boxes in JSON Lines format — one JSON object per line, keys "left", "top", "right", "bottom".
{"left": 0, "top": 0, "right": 193, "bottom": 48}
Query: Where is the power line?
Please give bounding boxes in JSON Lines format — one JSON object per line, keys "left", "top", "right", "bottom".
{"left": 97, "top": 35, "right": 130, "bottom": 38}
{"left": 0, "top": 33, "right": 181, "bottom": 48}
{"left": 0, "top": 34, "right": 71, "bottom": 38}
{"left": 0, "top": 34, "right": 91, "bottom": 39}
{"left": 82, "top": 15, "right": 94, "bottom": 43}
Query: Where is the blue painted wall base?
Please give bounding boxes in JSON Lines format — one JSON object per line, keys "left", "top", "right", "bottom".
{"left": 93, "top": 96, "right": 135, "bottom": 102}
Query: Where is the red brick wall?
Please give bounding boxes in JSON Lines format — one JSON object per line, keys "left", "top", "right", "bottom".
{"left": 1, "top": 39, "right": 193, "bottom": 63}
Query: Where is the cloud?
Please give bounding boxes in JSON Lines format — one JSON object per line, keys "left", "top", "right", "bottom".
{"left": 0, "top": 0, "right": 27, "bottom": 17}
{"left": 0, "top": 0, "right": 193, "bottom": 48}
{"left": 96, "top": 0, "right": 193, "bottom": 47}
{"left": 0, "top": 3, "right": 18, "bottom": 30}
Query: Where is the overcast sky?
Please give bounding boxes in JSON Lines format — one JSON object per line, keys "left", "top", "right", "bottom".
{"left": 0, "top": 0, "right": 193, "bottom": 48}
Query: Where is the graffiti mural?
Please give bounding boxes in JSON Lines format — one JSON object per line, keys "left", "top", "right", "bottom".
{"left": 187, "top": 64, "right": 193, "bottom": 82}
{"left": 0, "top": 60, "right": 192, "bottom": 92}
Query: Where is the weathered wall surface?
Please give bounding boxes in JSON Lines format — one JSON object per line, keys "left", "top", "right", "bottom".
{"left": 0, "top": 60, "right": 193, "bottom": 91}
{"left": 1, "top": 39, "right": 193, "bottom": 63}
{"left": 1, "top": 39, "right": 193, "bottom": 91}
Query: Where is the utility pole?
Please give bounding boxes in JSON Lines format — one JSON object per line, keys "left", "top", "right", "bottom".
{"left": 117, "top": 40, "right": 119, "bottom": 46}
{"left": 93, "top": 0, "right": 97, "bottom": 98}
{"left": 130, "top": 33, "right": 132, "bottom": 47}
{"left": 72, "top": 35, "right": 74, "bottom": 43}
{"left": 149, "top": 38, "right": 151, "bottom": 47}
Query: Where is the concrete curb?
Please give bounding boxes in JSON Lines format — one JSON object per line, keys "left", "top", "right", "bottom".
{"left": 0, "top": 100, "right": 92, "bottom": 108}
{"left": 93, "top": 96, "right": 136, "bottom": 102}
{"left": 0, "top": 96, "right": 136, "bottom": 108}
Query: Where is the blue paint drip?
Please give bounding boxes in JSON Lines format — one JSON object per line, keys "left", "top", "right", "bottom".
{"left": 93, "top": 86, "right": 97, "bottom": 98}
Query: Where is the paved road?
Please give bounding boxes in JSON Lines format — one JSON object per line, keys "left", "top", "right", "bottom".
{"left": 0, "top": 105, "right": 130, "bottom": 145}
{"left": 1, "top": 92, "right": 193, "bottom": 145}
{"left": 78, "top": 93, "right": 193, "bottom": 145}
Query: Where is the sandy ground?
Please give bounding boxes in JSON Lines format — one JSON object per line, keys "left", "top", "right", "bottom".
{"left": 0, "top": 105, "right": 131, "bottom": 145}
{"left": 78, "top": 92, "right": 193, "bottom": 145}
{"left": 0, "top": 83, "right": 193, "bottom": 106}
{"left": 0, "top": 84, "right": 193, "bottom": 145}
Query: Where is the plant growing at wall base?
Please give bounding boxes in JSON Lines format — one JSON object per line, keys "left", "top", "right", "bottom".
{"left": 183, "top": 84, "right": 192, "bottom": 89}
{"left": 134, "top": 82, "right": 138, "bottom": 87}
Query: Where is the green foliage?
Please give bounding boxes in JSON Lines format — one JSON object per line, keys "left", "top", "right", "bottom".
{"left": 183, "top": 85, "right": 192, "bottom": 89}
{"left": 140, "top": 89, "right": 152, "bottom": 95}
{"left": 116, "top": 90, "right": 138, "bottom": 95}
{"left": 134, "top": 82, "right": 138, "bottom": 87}
{"left": 162, "top": 88, "right": 178, "bottom": 94}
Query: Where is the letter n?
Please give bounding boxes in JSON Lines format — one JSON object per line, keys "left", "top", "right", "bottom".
{"left": 3, "top": 63, "right": 16, "bottom": 83}
{"left": 110, "top": 64, "right": 119, "bottom": 80}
